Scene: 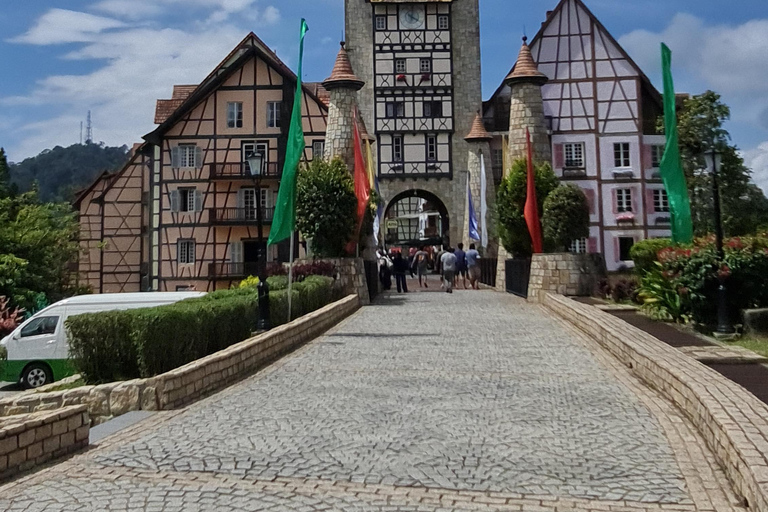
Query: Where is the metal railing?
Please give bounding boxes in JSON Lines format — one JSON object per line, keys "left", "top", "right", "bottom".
{"left": 478, "top": 259, "right": 497, "bottom": 288}
{"left": 209, "top": 162, "right": 280, "bottom": 179}
{"left": 209, "top": 207, "right": 274, "bottom": 224}
{"left": 208, "top": 262, "right": 261, "bottom": 279}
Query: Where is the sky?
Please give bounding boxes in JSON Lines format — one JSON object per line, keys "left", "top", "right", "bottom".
{"left": 1, "top": 0, "right": 768, "bottom": 193}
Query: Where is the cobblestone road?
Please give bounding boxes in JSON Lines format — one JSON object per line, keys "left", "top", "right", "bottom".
{"left": 0, "top": 291, "right": 743, "bottom": 511}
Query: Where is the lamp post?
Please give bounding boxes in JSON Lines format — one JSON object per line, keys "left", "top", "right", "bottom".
{"left": 246, "top": 152, "right": 271, "bottom": 331}
{"left": 704, "top": 145, "right": 734, "bottom": 335}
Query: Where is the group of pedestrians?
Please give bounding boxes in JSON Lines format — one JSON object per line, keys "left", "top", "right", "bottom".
{"left": 377, "top": 243, "right": 482, "bottom": 294}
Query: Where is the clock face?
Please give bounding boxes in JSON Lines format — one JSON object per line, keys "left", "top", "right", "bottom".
{"left": 399, "top": 5, "right": 425, "bottom": 30}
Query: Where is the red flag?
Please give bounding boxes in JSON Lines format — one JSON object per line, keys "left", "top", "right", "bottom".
{"left": 524, "top": 128, "right": 543, "bottom": 254}
{"left": 346, "top": 110, "right": 371, "bottom": 254}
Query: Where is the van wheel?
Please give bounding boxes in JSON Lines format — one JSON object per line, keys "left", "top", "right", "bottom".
{"left": 21, "top": 363, "right": 52, "bottom": 390}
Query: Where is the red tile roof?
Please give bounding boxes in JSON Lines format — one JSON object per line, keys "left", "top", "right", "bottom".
{"left": 505, "top": 37, "right": 548, "bottom": 85}
{"left": 323, "top": 42, "right": 364, "bottom": 91}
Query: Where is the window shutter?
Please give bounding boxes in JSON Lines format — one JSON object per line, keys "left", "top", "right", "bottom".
{"left": 194, "top": 146, "right": 203, "bottom": 169}
{"left": 614, "top": 237, "right": 621, "bottom": 262}
{"left": 194, "top": 190, "right": 203, "bottom": 212}
{"left": 587, "top": 237, "right": 598, "bottom": 254}
{"left": 170, "top": 190, "right": 180, "bottom": 212}
{"left": 646, "top": 189, "right": 656, "bottom": 214}
{"left": 230, "top": 241, "right": 243, "bottom": 263}
{"left": 584, "top": 188, "right": 596, "bottom": 215}
{"left": 553, "top": 144, "right": 565, "bottom": 169}
{"left": 643, "top": 144, "right": 653, "bottom": 168}
{"left": 171, "top": 147, "right": 181, "bottom": 169}
{"left": 611, "top": 189, "right": 618, "bottom": 214}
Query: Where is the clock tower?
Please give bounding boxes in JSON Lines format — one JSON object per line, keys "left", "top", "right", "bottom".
{"left": 344, "top": 0, "right": 488, "bottom": 249}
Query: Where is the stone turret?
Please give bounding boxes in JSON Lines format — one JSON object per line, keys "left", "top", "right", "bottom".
{"left": 323, "top": 42, "right": 365, "bottom": 169}
{"left": 506, "top": 37, "right": 551, "bottom": 163}
{"left": 463, "top": 112, "right": 496, "bottom": 253}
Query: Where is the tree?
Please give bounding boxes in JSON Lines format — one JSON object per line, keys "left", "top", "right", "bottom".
{"left": 0, "top": 148, "right": 14, "bottom": 199}
{"left": 542, "top": 185, "right": 590, "bottom": 252}
{"left": 295, "top": 158, "right": 357, "bottom": 257}
{"left": 666, "top": 91, "right": 768, "bottom": 236}
{"left": 496, "top": 159, "right": 560, "bottom": 256}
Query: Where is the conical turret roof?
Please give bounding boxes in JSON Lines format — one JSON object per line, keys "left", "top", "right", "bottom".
{"left": 464, "top": 112, "right": 492, "bottom": 142}
{"left": 323, "top": 42, "right": 365, "bottom": 91}
{"left": 505, "top": 36, "right": 548, "bottom": 86}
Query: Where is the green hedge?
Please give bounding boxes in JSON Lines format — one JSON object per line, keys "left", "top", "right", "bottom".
{"left": 629, "top": 238, "right": 673, "bottom": 275}
{"left": 66, "top": 275, "right": 335, "bottom": 384}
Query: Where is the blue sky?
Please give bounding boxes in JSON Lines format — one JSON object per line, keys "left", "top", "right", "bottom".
{"left": 2, "top": 0, "right": 768, "bottom": 191}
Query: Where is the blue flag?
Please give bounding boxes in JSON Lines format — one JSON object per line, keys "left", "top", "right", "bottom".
{"left": 468, "top": 179, "right": 480, "bottom": 241}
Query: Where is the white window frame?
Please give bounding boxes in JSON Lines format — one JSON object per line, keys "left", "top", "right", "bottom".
{"left": 179, "top": 144, "right": 196, "bottom": 168}
{"left": 392, "top": 135, "right": 404, "bottom": 163}
{"left": 571, "top": 238, "right": 587, "bottom": 254}
{"left": 564, "top": 142, "right": 585, "bottom": 168}
{"left": 267, "top": 101, "right": 281, "bottom": 128}
{"left": 617, "top": 188, "right": 633, "bottom": 213}
{"left": 177, "top": 240, "right": 195, "bottom": 264}
{"left": 426, "top": 135, "right": 437, "bottom": 162}
{"left": 653, "top": 189, "right": 670, "bottom": 213}
{"left": 312, "top": 140, "right": 325, "bottom": 160}
{"left": 419, "top": 58, "right": 432, "bottom": 73}
{"left": 386, "top": 101, "right": 405, "bottom": 119}
{"left": 375, "top": 15, "right": 387, "bottom": 31}
{"left": 227, "top": 102, "right": 243, "bottom": 128}
{"left": 614, "top": 143, "right": 631, "bottom": 168}
{"left": 652, "top": 144, "right": 664, "bottom": 168}
{"left": 437, "top": 15, "right": 450, "bottom": 30}
{"left": 395, "top": 59, "right": 407, "bottom": 74}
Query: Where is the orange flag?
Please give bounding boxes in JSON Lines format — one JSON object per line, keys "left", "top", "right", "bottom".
{"left": 346, "top": 110, "right": 371, "bottom": 254}
{"left": 524, "top": 128, "right": 543, "bottom": 254}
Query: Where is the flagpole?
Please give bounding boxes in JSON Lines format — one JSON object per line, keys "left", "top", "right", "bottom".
{"left": 287, "top": 230, "right": 295, "bottom": 322}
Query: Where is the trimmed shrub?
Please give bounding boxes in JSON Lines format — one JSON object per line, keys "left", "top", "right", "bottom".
{"left": 629, "top": 238, "right": 673, "bottom": 275}
{"left": 67, "top": 310, "right": 141, "bottom": 383}
{"left": 542, "top": 184, "right": 590, "bottom": 252}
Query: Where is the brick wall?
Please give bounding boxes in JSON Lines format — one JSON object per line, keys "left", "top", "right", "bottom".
{"left": 0, "top": 295, "right": 361, "bottom": 425}
{"left": 0, "top": 405, "right": 88, "bottom": 481}
{"left": 543, "top": 293, "right": 768, "bottom": 511}
{"left": 527, "top": 253, "right": 606, "bottom": 302}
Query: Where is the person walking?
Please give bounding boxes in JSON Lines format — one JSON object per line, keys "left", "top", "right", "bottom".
{"left": 392, "top": 251, "right": 409, "bottom": 293}
{"left": 454, "top": 243, "right": 468, "bottom": 289}
{"left": 435, "top": 246, "right": 447, "bottom": 288}
{"left": 440, "top": 247, "right": 458, "bottom": 294}
{"left": 466, "top": 243, "right": 481, "bottom": 290}
{"left": 412, "top": 246, "right": 430, "bottom": 288}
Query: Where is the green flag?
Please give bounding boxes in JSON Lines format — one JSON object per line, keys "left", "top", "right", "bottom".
{"left": 660, "top": 43, "right": 693, "bottom": 244}
{"left": 268, "top": 19, "right": 309, "bottom": 246}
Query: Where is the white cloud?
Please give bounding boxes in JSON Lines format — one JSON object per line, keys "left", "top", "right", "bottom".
{"left": 9, "top": 9, "right": 125, "bottom": 45}
{"left": 91, "top": 0, "right": 164, "bottom": 20}
{"left": 744, "top": 143, "right": 768, "bottom": 195}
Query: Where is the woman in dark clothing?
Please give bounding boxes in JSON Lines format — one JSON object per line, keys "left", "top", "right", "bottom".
{"left": 392, "top": 252, "right": 409, "bottom": 293}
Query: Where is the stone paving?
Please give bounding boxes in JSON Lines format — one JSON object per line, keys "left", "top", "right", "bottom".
{"left": 0, "top": 291, "right": 744, "bottom": 511}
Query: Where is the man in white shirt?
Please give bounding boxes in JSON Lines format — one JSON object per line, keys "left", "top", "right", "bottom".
{"left": 440, "top": 248, "right": 458, "bottom": 294}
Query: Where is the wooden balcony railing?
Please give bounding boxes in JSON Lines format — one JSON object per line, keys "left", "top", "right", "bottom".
{"left": 209, "top": 207, "right": 275, "bottom": 224}
{"left": 209, "top": 162, "right": 280, "bottom": 179}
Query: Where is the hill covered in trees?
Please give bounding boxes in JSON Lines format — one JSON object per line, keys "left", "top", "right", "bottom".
{"left": 9, "top": 142, "right": 130, "bottom": 202}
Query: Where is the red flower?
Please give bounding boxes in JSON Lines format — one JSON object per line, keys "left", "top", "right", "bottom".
{"left": 717, "top": 264, "right": 731, "bottom": 281}
{"left": 727, "top": 237, "right": 745, "bottom": 249}
{"left": 396, "top": 74, "right": 407, "bottom": 82}
{"left": 677, "top": 286, "right": 689, "bottom": 297}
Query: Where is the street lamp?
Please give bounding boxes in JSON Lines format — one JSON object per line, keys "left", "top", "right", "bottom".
{"left": 246, "top": 151, "right": 271, "bottom": 331}
{"left": 703, "top": 145, "right": 734, "bottom": 335}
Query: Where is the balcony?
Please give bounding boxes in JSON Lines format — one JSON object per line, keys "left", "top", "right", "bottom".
{"left": 208, "top": 262, "right": 261, "bottom": 280}
{"left": 209, "top": 207, "right": 274, "bottom": 225}
{"left": 209, "top": 162, "right": 280, "bottom": 180}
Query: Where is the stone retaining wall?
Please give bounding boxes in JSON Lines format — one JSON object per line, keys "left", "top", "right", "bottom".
{"left": 527, "top": 253, "right": 605, "bottom": 302}
{"left": 0, "top": 405, "right": 89, "bottom": 480}
{"left": 0, "top": 295, "right": 361, "bottom": 425}
{"left": 298, "top": 258, "right": 370, "bottom": 305}
{"left": 543, "top": 293, "right": 768, "bottom": 511}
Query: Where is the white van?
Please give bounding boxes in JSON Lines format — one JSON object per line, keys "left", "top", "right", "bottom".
{"left": 0, "top": 292, "right": 206, "bottom": 389}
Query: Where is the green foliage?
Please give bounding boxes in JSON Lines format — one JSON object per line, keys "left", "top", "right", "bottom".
{"left": 629, "top": 238, "right": 673, "bottom": 275}
{"left": 296, "top": 157, "right": 357, "bottom": 257}
{"left": 638, "top": 266, "right": 691, "bottom": 323}
{"left": 0, "top": 148, "right": 15, "bottom": 199}
{"left": 66, "top": 275, "right": 336, "bottom": 384}
{"left": 662, "top": 91, "right": 768, "bottom": 236}
{"left": 9, "top": 142, "right": 129, "bottom": 202}
{"left": 542, "top": 184, "right": 589, "bottom": 252}
{"left": 496, "top": 159, "right": 559, "bottom": 256}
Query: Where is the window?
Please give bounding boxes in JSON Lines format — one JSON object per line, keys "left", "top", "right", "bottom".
{"left": 227, "top": 102, "right": 243, "bottom": 128}
{"left": 616, "top": 188, "right": 633, "bottom": 213}
{"left": 492, "top": 149, "right": 503, "bottom": 169}
{"left": 653, "top": 189, "right": 670, "bottom": 213}
{"left": 20, "top": 316, "right": 59, "bottom": 338}
{"left": 172, "top": 144, "right": 199, "bottom": 169}
{"left": 395, "top": 59, "right": 407, "bottom": 74}
{"left": 267, "top": 101, "right": 281, "bottom": 128}
{"left": 392, "top": 135, "right": 404, "bottom": 162}
{"left": 614, "top": 143, "right": 631, "bottom": 167}
{"left": 652, "top": 144, "right": 664, "bottom": 167}
{"left": 571, "top": 238, "right": 587, "bottom": 254}
{"left": 385, "top": 101, "right": 405, "bottom": 118}
{"left": 312, "top": 140, "right": 325, "bottom": 160}
{"left": 170, "top": 188, "right": 201, "bottom": 213}
{"left": 419, "top": 58, "right": 432, "bottom": 73}
{"left": 243, "top": 142, "right": 268, "bottom": 174}
{"left": 177, "top": 240, "right": 195, "bottom": 264}
{"left": 426, "top": 135, "right": 437, "bottom": 161}
{"left": 563, "top": 142, "right": 585, "bottom": 168}
{"left": 375, "top": 15, "right": 387, "bottom": 31}
{"left": 618, "top": 237, "right": 635, "bottom": 261}
{"left": 438, "top": 15, "right": 450, "bottom": 30}
{"left": 423, "top": 100, "right": 442, "bottom": 118}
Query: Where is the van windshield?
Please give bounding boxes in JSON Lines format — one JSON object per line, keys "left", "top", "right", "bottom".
{"left": 20, "top": 316, "right": 60, "bottom": 338}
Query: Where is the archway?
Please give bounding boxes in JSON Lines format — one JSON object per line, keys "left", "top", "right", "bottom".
{"left": 382, "top": 190, "right": 450, "bottom": 249}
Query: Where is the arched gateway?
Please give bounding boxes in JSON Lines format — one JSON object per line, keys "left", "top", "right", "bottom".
{"left": 383, "top": 190, "right": 450, "bottom": 248}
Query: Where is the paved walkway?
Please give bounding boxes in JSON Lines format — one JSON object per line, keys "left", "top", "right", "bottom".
{"left": 0, "top": 292, "right": 743, "bottom": 511}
